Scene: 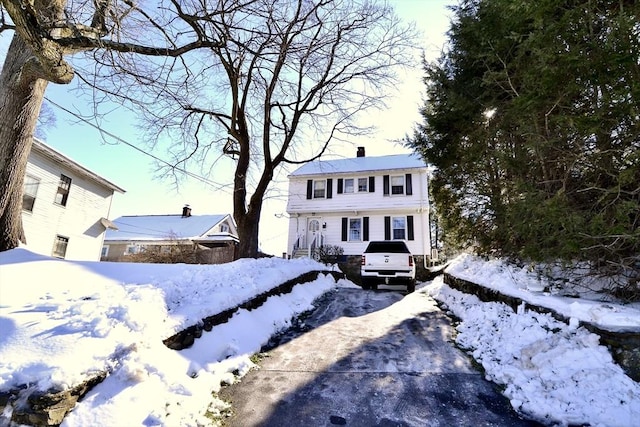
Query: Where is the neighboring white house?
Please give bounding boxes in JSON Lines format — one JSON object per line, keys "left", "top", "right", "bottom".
{"left": 22, "top": 139, "right": 125, "bottom": 261}
{"left": 286, "top": 147, "right": 432, "bottom": 269}
{"left": 102, "top": 206, "right": 239, "bottom": 264}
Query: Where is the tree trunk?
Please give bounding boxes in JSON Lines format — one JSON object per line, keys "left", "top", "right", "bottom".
{"left": 235, "top": 207, "right": 261, "bottom": 259}
{"left": 0, "top": 35, "right": 49, "bottom": 252}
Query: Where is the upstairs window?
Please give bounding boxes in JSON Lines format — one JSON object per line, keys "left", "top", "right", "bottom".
{"left": 54, "top": 174, "right": 72, "bottom": 206}
{"left": 220, "top": 223, "right": 229, "bottom": 233}
{"left": 313, "top": 180, "right": 326, "bottom": 198}
{"left": 391, "top": 175, "right": 404, "bottom": 195}
{"left": 357, "top": 178, "right": 368, "bottom": 192}
{"left": 344, "top": 179, "right": 354, "bottom": 193}
{"left": 22, "top": 175, "right": 40, "bottom": 212}
{"left": 52, "top": 235, "right": 69, "bottom": 258}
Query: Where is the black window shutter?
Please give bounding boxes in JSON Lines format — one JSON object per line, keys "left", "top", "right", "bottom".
{"left": 363, "top": 217, "right": 369, "bottom": 241}
{"left": 369, "top": 176, "right": 375, "bottom": 193}
{"left": 341, "top": 217, "right": 348, "bottom": 241}
{"left": 306, "top": 180, "right": 312, "bottom": 199}
{"left": 405, "top": 174, "right": 413, "bottom": 195}
{"left": 383, "top": 175, "right": 390, "bottom": 196}
{"left": 384, "top": 216, "right": 391, "bottom": 240}
{"left": 337, "top": 178, "right": 343, "bottom": 194}
{"left": 327, "top": 179, "right": 333, "bottom": 199}
{"left": 407, "top": 215, "right": 414, "bottom": 240}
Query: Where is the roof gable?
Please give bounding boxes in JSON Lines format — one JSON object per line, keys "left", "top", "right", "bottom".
{"left": 104, "top": 214, "right": 231, "bottom": 241}
{"left": 289, "top": 153, "right": 426, "bottom": 177}
{"left": 31, "top": 139, "right": 125, "bottom": 193}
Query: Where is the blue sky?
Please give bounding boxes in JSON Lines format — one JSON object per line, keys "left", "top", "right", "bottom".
{"left": 0, "top": 0, "right": 453, "bottom": 255}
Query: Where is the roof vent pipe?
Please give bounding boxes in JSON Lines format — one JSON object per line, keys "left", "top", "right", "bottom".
{"left": 357, "top": 147, "right": 365, "bottom": 157}
{"left": 182, "top": 205, "right": 192, "bottom": 217}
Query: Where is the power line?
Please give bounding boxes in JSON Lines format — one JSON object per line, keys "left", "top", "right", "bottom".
{"left": 43, "top": 96, "right": 231, "bottom": 193}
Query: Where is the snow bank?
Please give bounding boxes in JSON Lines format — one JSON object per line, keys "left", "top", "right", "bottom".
{"left": 426, "top": 276, "right": 640, "bottom": 426}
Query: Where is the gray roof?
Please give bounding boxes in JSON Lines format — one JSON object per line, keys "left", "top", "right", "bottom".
{"left": 104, "top": 214, "right": 230, "bottom": 241}
{"left": 289, "top": 153, "right": 426, "bottom": 177}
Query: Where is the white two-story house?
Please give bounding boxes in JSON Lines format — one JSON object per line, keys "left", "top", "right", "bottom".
{"left": 286, "top": 147, "right": 432, "bottom": 272}
{"left": 22, "top": 139, "right": 125, "bottom": 261}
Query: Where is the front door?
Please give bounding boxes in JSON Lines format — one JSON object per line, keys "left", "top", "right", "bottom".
{"left": 307, "top": 217, "right": 321, "bottom": 250}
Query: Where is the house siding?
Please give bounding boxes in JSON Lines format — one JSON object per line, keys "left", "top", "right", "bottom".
{"left": 287, "top": 167, "right": 431, "bottom": 259}
{"left": 22, "top": 147, "right": 118, "bottom": 261}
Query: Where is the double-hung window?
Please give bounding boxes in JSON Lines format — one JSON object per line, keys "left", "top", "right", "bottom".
{"left": 392, "top": 217, "right": 406, "bottom": 240}
{"left": 54, "top": 174, "right": 72, "bottom": 206}
{"left": 313, "top": 180, "right": 326, "bottom": 198}
{"left": 357, "top": 178, "right": 368, "bottom": 192}
{"left": 391, "top": 176, "right": 404, "bottom": 195}
{"left": 22, "top": 175, "right": 40, "bottom": 212}
{"left": 52, "top": 235, "right": 69, "bottom": 258}
{"left": 349, "top": 218, "right": 362, "bottom": 241}
{"left": 344, "top": 178, "right": 354, "bottom": 193}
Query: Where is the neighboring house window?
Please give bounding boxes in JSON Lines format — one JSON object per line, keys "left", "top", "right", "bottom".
{"left": 391, "top": 175, "right": 404, "bottom": 195}
{"left": 344, "top": 179, "right": 354, "bottom": 193}
{"left": 22, "top": 175, "right": 40, "bottom": 212}
{"left": 52, "top": 235, "right": 69, "bottom": 258}
{"left": 349, "top": 218, "right": 361, "bottom": 241}
{"left": 358, "top": 178, "right": 368, "bottom": 192}
{"left": 220, "top": 223, "right": 229, "bottom": 233}
{"left": 313, "top": 180, "right": 326, "bottom": 198}
{"left": 126, "top": 244, "right": 144, "bottom": 255}
{"left": 54, "top": 174, "right": 72, "bottom": 206}
{"left": 101, "top": 246, "right": 109, "bottom": 258}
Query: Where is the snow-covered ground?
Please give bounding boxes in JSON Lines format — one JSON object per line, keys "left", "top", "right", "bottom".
{"left": 1, "top": 248, "right": 639, "bottom": 426}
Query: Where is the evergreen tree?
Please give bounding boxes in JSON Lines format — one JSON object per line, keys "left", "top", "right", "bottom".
{"left": 410, "top": 0, "right": 640, "bottom": 295}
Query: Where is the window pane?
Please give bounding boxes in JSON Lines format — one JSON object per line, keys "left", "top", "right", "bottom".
{"left": 344, "top": 179, "right": 354, "bottom": 193}
{"left": 22, "top": 176, "right": 39, "bottom": 212}
{"left": 391, "top": 176, "right": 404, "bottom": 195}
{"left": 52, "top": 235, "right": 69, "bottom": 258}
{"left": 392, "top": 217, "right": 406, "bottom": 240}
{"left": 349, "top": 218, "right": 361, "bottom": 241}
{"left": 55, "top": 174, "right": 71, "bottom": 206}
{"left": 313, "top": 180, "right": 325, "bottom": 198}
{"left": 391, "top": 176, "right": 404, "bottom": 186}
{"left": 358, "top": 178, "right": 368, "bottom": 192}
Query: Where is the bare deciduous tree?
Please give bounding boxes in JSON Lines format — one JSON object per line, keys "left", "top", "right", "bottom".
{"left": 0, "top": 0, "right": 234, "bottom": 251}
{"left": 79, "top": 0, "right": 418, "bottom": 258}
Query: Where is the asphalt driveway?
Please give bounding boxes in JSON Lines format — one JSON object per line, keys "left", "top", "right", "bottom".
{"left": 219, "top": 286, "right": 541, "bottom": 426}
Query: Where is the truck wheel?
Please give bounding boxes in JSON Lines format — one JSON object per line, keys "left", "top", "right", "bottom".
{"left": 407, "top": 280, "right": 416, "bottom": 293}
{"left": 361, "top": 278, "right": 370, "bottom": 290}
{"left": 370, "top": 282, "right": 378, "bottom": 291}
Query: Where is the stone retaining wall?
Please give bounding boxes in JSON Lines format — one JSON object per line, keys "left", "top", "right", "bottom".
{"left": 443, "top": 273, "right": 640, "bottom": 382}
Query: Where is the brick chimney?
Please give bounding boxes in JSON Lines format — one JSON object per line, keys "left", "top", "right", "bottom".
{"left": 357, "top": 146, "right": 365, "bottom": 157}
{"left": 182, "top": 205, "right": 192, "bottom": 217}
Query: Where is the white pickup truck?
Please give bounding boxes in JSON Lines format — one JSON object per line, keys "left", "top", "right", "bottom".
{"left": 360, "top": 240, "right": 416, "bottom": 292}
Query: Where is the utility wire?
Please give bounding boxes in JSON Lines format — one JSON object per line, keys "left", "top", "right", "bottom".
{"left": 43, "top": 96, "right": 231, "bottom": 193}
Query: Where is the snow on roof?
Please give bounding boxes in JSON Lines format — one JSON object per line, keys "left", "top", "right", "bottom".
{"left": 104, "top": 214, "right": 229, "bottom": 241}
{"left": 289, "top": 153, "right": 426, "bottom": 177}
{"left": 31, "top": 138, "right": 126, "bottom": 194}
